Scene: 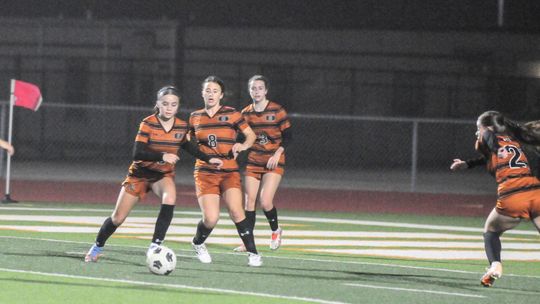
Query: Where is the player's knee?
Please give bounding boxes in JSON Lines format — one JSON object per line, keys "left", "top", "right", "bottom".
{"left": 162, "top": 197, "right": 176, "bottom": 206}
{"left": 202, "top": 216, "right": 219, "bottom": 228}
{"left": 111, "top": 214, "right": 126, "bottom": 226}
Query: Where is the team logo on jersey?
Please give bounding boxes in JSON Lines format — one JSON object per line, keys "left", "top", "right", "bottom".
{"left": 175, "top": 132, "right": 184, "bottom": 139}
{"left": 219, "top": 116, "right": 229, "bottom": 122}
{"left": 266, "top": 115, "right": 276, "bottom": 121}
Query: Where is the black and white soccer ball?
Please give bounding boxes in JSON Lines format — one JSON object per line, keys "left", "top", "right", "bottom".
{"left": 146, "top": 245, "right": 177, "bottom": 275}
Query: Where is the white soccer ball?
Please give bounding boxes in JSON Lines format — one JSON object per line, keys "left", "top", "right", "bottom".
{"left": 146, "top": 245, "right": 177, "bottom": 275}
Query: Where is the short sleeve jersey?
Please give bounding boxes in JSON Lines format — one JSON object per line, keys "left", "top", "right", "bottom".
{"left": 241, "top": 101, "right": 291, "bottom": 157}
{"left": 189, "top": 106, "right": 248, "bottom": 172}
{"left": 477, "top": 130, "right": 540, "bottom": 198}
{"left": 128, "top": 114, "right": 188, "bottom": 176}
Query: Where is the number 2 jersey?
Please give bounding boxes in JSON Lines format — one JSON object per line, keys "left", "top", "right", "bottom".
{"left": 189, "top": 106, "right": 249, "bottom": 173}
{"left": 477, "top": 130, "right": 540, "bottom": 199}
{"left": 241, "top": 101, "right": 291, "bottom": 171}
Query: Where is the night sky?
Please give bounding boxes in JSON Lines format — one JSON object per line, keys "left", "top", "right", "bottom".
{"left": 2, "top": 0, "right": 540, "bottom": 33}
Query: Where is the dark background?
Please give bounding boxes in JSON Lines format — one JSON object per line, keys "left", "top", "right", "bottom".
{"left": 2, "top": 0, "right": 540, "bottom": 33}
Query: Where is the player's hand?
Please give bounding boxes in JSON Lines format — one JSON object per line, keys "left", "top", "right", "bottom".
{"left": 162, "top": 153, "right": 179, "bottom": 164}
{"left": 6, "top": 145, "right": 14, "bottom": 156}
{"left": 450, "top": 159, "right": 468, "bottom": 171}
{"left": 231, "top": 143, "right": 247, "bottom": 159}
{"left": 208, "top": 158, "right": 223, "bottom": 170}
{"left": 266, "top": 152, "right": 281, "bottom": 170}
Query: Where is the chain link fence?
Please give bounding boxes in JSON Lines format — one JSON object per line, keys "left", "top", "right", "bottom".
{"left": 0, "top": 102, "right": 493, "bottom": 196}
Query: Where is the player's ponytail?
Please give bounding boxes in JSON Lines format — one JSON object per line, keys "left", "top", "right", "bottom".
{"left": 511, "top": 120, "right": 540, "bottom": 145}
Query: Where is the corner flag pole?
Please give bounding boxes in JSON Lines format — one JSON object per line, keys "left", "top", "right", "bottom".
{"left": 3, "top": 79, "right": 16, "bottom": 203}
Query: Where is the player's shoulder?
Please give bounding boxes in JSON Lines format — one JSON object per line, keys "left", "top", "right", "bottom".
{"left": 268, "top": 101, "right": 286, "bottom": 112}
{"left": 240, "top": 103, "right": 253, "bottom": 114}
{"left": 190, "top": 108, "right": 206, "bottom": 117}
{"left": 174, "top": 117, "right": 188, "bottom": 127}
{"left": 220, "top": 105, "right": 239, "bottom": 114}
{"left": 141, "top": 114, "right": 157, "bottom": 122}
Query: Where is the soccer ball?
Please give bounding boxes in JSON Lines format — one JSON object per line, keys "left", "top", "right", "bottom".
{"left": 146, "top": 245, "right": 177, "bottom": 275}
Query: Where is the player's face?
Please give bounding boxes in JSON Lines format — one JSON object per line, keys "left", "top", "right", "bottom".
{"left": 476, "top": 120, "right": 488, "bottom": 139}
{"left": 202, "top": 82, "right": 223, "bottom": 109}
{"left": 249, "top": 80, "right": 267, "bottom": 103}
{"left": 157, "top": 94, "right": 179, "bottom": 120}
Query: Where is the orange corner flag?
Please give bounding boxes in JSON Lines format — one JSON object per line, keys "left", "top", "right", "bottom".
{"left": 12, "top": 80, "right": 42, "bottom": 111}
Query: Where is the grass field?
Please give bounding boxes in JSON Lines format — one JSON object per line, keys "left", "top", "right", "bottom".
{"left": 1, "top": 202, "right": 540, "bottom": 304}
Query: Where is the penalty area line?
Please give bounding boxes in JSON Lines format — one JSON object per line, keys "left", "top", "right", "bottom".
{"left": 344, "top": 283, "right": 486, "bottom": 299}
{"left": 0, "top": 267, "right": 349, "bottom": 304}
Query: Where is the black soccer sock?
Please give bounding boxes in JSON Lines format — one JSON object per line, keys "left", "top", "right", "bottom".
{"left": 483, "top": 231, "right": 502, "bottom": 264}
{"left": 95, "top": 217, "right": 119, "bottom": 247}
{"left": 152, "top": 204, "right": 175, "bottom": 245}
{"left": 245, "top": 210, "right": 256, "bottom": 231}
{"left": 235, "top": 218, "right": 258, "bottom": 254}
{"left": 264, "top": 207, "right": 279, "bottom": 231}
{"left": 192, "top": 220, "right": 213, "bottom": 245}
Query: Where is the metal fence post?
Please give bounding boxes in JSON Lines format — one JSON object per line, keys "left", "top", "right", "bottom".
{"left": 410, "top": 120, "right": 418, "bottom": 192}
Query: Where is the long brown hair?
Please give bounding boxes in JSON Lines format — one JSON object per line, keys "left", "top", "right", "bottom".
{"left": 477, "top": 111, "right": 540, "bottom": 145}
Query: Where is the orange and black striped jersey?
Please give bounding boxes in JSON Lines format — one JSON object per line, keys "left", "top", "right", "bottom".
{"left": 241, "top": 101, "right": 291, "bottom": 165}
{"left": 128, "top": 114, "right": 188, "bottom": 177}
{"left": 189, "top": 106, "right": 248, "bottom": 173}
{"left": 477, "top": 131, "right": 540, "bottom": 198}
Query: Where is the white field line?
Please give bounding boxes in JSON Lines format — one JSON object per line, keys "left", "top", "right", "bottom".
{"left": 344, "top": 283, "right": 486, "bottom": 299}
{"left": 0, "top": 268, "right": 348, "bottom": 304}
{"left": 1, "top": 207, "right": 537, "bottom": 236}
{"left": 2, "top": 235, "right": 540, "bottom": 279}
{"left": 307, "top": 249, "right": 540, "bottom": 261}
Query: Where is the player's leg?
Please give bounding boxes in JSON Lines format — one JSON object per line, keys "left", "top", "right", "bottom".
{"left": 481, "top": 208, "right": 521, "bottom": 287}
{"left": 147, "top": 176, "right": 176, "bottom": 254}
{"left": 233, "top": 175, "right": 261, "bottom": 252}
{"left": 85, "top": 186, "right": 139, "bottom": 262}
{"left": 192, "top": 193, "right": 220, "bottom": 263}
{"left": 259, "top": 172, "right": 283, "bottom": 250}
{"left": 244, "top": 175, "right": 261, "bottom": 231}
{"left": 223, "top": 176, "right": 262, "bottom": 266}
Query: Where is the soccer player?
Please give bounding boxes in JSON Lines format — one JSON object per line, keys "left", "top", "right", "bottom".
{"left": 189, "top": 76, "right": 262, "bottom": 267}
{"left": 234, "top": 75, "right": 291, "bottom": 252}
{"left": 450, "top": 111, "right": 540, "bottom": 287}
{"left": 84, "top": 85, "right": 222, "bottom": 262}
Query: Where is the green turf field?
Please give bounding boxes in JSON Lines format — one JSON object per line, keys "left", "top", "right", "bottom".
{"left": 1, "top": 202, "right": 539, "bottom": 304}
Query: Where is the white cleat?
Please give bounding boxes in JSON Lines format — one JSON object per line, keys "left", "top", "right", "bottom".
{"left": 146, "top": 243, "right": 160, "bottom": 257}
{"left": 481, "top": 261, "right": 502, "bottom": 287}
{"left": 192, "top": 242, "right": 212, "bottom": 263}
{"left": 248, "top": 252, "right": 263, "bottom": 267}
{"left": 270, "top": 227, "right": 283, "bottom": 250}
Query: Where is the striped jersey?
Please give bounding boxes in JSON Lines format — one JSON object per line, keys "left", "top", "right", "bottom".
{"left": 128, "top": 114, "right": 188, "bottom": 176}
{"left": 241, "top": 101, "right": 291, "bottom": 165}
{"left": 478, "top": 132, "right": 540, "bottom": 198}
{"left": 189, "top": 106, "right": 248, "bottom": 172}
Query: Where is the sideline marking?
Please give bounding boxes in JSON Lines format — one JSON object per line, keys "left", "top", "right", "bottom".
{"left": 344, "top": 283, "right": 486, "bottom": 299}
{"left": 0, "top": 268, "right": 348, "bottom": 304}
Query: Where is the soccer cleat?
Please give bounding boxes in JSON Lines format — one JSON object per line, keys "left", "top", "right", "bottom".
{"left": 146, "top": 242, "right": 160, "bottom": 257}
{"left": 192, "top": 242, "right": 212, "bottom": 263}
{"left": 233, "top": 244, "right": 247, "bottom": 252}
{"left": 270, "top": 227, "right": 283, "bottom": 250}
{"left": 84, "top": 244, "right": 103, "bottom": 262}
{"left": 480, "top": 262, "right": 503, "bottom": 287}
{"left": 247, "top": 252, "right": 263, "bottom": 267}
